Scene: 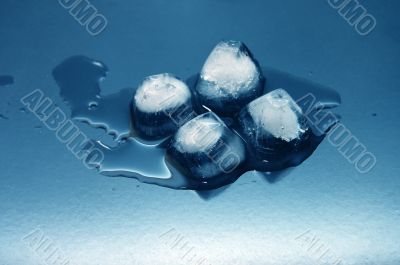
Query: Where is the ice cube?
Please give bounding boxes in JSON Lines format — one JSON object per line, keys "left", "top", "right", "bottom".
{"left": 132, "top": 73, "right": 194, "bottom": 139}
{"left": 195, "top": 40, "right": 264, "bottom": 114}
{"left": 238, "top": 89, "right": 310, "bottom": 169}
{"left": 166, "top": 112, "right": 246, "bottom": 181}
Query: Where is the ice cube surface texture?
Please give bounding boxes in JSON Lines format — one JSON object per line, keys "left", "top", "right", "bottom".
{"left": 132, "top": 73, "right": 194, "bottom": 139}
{"left": 238, "top": 88, "right": 310, "bottom": 168}
{"left": 195, "top": 40, "right": 264, "bottom": 114}
{"left": 167, "top": 112, "right": 246, "bottom": 181}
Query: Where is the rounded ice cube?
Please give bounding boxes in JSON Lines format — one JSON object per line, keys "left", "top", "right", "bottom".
{"left": 195, "top": 40, "right": 264, "bottom": 115}
{"left": 167, "top": 112, "right": 246, "bottom": 181}
{"left": 132, "top": 73, "right": 194, "bottom": 139}
{"left": 238, "top": 89, "right": 310, "bottom": 169}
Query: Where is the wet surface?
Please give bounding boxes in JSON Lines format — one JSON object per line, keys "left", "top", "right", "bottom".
{"left": 53, "top": 56, "right": 341, "bottom": 190}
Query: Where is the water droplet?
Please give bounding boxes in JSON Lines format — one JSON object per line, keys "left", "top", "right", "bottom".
{"left": 88, "top": 101, "right": 98, "bottom": 110}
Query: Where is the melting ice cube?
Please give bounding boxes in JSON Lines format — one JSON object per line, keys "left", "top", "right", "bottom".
{"left": 132, "top": 73, "right": 194, "bottom": 140}
{"left": 238, "top": 88, "right": 310, "bottom": 169}
{"left": 167, "top": 112, "right": 246, "bottom": 181}
{"left": 195, "top": 40, "right": 264, "bottom": 114}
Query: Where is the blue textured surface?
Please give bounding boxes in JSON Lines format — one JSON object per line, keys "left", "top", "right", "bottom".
{"left": 0, "top": 0, "right": 399, "bottom": 264}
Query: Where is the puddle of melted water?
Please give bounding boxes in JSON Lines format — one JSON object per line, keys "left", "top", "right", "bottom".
{"left": 53, "top": 56, "right": 133, "bottom": 141}
{"left": 52, "top": 56, "right": 341, "bottom": 190}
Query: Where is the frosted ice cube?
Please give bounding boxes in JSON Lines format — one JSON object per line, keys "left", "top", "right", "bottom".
{"left": 195, "top": 40, "right": 263, "bottom": 114}
{"left": 134, "top": 73, "right": 191, "bottom": 113}
{"left": 174, "top": 116, "right": 223, "bottom": 153}
{"left": 132, "top": 73, "right": 194, "bottom": 139}
{"left": 238, "top": 89, "right": 310, "bottom": 167}
{"left": 167, "top": 112, "right": 246, "bottom": 181}
{"left": 248, "top": 89, "right": 307, "bottom": 141}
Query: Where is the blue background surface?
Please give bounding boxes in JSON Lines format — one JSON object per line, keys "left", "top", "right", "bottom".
{"left": 0, "top": 0, "right": 399, "bottom": 264}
